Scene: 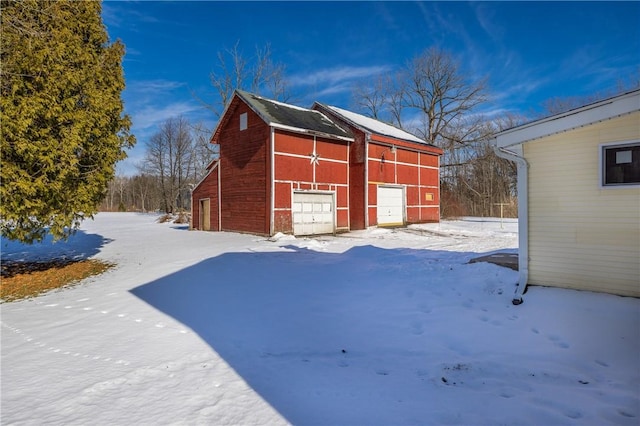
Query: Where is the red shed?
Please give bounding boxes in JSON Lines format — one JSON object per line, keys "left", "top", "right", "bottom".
{"left": 313, "top": 103, "right": 443, "bottom": 229}
{"left": 192, "top": 90, "right": 443, "bottom": 236}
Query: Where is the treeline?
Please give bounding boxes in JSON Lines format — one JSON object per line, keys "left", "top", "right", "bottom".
{"left": 440, "top": 131, "right": 518, "bottom": 218}
{"left": 99, "top": 117, "right": 217, "bottom": 213}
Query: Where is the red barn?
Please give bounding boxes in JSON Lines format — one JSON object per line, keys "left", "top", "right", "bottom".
{"left": 313, "top": 103, "right": 443, "bottom": 228}
{"left": 191, "top": 90, "right": 442, "bottom": 236}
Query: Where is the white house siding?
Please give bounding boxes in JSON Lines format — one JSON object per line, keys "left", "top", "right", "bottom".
{"left": 524, "top": 112, "right": 640, "bottom": 297}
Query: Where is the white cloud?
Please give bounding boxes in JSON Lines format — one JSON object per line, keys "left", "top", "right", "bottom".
{"left": 132, "top": 101, "right": 202, "bottom": 132}
{"left": 472, "top": 3, "right": 504, "bottom": 44}
{"left": 101, "top": 3, "right": 160, "bottom": 31}
{"left": 128, "top": 79, "right": 186, "bottom": 94}
{"left": 289, "top": 65, "right": 392, "bottom": 88}
{"left": 123, "top": 79, "right": 205, "bottom": 132}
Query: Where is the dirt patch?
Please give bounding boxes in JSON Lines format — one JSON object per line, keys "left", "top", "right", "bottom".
{"left": 1, "top": 259, "right": 114, "bottom": 302}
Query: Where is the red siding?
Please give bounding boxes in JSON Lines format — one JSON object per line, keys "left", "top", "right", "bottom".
{"left": 337, "top": 208, "right": 349, "bottom": 228}
{"left": 274, "top": 181, "right": 291, "bottom": 208}
{"left": 274, "top": 210, "right": 292, "bottom": 234}
{"left": 396, "top": 149, "right": 417, "bottom": 164}
{"left": 368, "top": 143, "right": 387, "bottom": 158}
{"left": 191, "top": 162, "right": 220, "bottom": 231}
{"left": 396, "top": 163, "right": 419, "bottom": 185}
{"left": 272, "top": 129, "right": 350, "bottom": 234}
{"left": 274, "top": 132, "right": 314, "bottom": 156}
{"left": 368, "top": 184, "right": 378, "bottom": 206}
{"left": 420, "top": 152, "right": 439, "bottom": 167}
{"left": 365, "top": 141, "right": 441, "bottom": 226}
{"left": 406, "top": 185, "right": 420, "bottom": 205}
{"left": 420, "top": 167, "right": 439, "bottom": 186}
{"left": 349, "top": 131, "right": 367, "bottom": 229}
{"left": 275, "top": 155, "right": 313, "bottom": 182}
{"left": 315, "top": 162, "right": 348, "bottom": 183}
{"left": 317, "top": 136, "right": 349, "bottom": 161}
{"left": 336, "top": 186, "right": 348, "bottom": 206}
{"left": 218, "top": 99, "right": 270, "bottom": 235}
{"left": 371, "top": 134, "right": 442, "bottom": 156}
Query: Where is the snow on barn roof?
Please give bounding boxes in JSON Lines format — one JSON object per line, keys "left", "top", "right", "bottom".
{"left": 235, "top": 90, "right": 353, "bottom": 141}
{"left": 315, "top": 103, "right": 428, "bottom": 145}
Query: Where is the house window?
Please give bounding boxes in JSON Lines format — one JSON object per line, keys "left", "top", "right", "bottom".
{"left": 602, "top": 142, "right": 640, "bottom": 186}
{"left": 240, "top": 113, "right": 248, "bottom": 131}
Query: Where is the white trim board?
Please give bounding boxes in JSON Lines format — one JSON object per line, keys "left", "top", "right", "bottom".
{"left": 495, "top": 90, "right": 640, "bottom": 148}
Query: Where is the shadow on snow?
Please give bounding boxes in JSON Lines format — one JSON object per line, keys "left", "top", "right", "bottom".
{"left": 130, "top": 244, "right": 511, "bottom": 424}
{"left": 1, "top": 230, "right": 112, "bottom": 263}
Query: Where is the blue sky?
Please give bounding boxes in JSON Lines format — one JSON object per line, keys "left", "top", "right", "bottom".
{"left": 101, "top": 1, "right": 640, "bottom": 175}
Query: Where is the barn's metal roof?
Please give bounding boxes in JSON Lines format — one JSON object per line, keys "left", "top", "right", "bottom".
{"left": 236, "top": 90, "right": 353, "bottom": 141}
{"left": 314, "top": 102, "right": 429, "bottom": 145}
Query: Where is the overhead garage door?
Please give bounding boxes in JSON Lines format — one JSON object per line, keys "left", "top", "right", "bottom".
{"left": 377, "top": 186, "right": 404, "bottom": 226}
{"left": 292, "top": 192, "right": 334, "bottom": 236}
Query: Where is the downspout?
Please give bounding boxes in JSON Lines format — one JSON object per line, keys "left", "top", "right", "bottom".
{"left": 188, "top": 184, "right": 195, "bottom": 230}
{"left": 312, "top": 135, "right": 317, "bottom": 189}
{"left": 217, "top": 161, "right": 221, "bottom": 231}
{"left": 437, "top": 153, "right": 441, "bottom": 221}
{"left": 364, "top": 135, "right": 370, "bottom": 228}
{"left": 346, "top": 140, "right": 350, "bottom": 230}
{"left": 493, "top": 142, "right": 529, "bottom": 305}
{"left": 270, "top": 127, "right": 275, "bottom": 236}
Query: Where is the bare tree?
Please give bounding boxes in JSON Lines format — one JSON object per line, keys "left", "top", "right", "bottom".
{"left": 104, "top": 179, "right": 117, "bottom": 211}
{"left": 190, "top": 121, "right": 218, "bottom": 182}
{"left": 617, "top": 68, "right": 640, "bottom": 93}
{"left": 100, "top": 174, "right": 161, "bottom": 213}
{"left": 351, "top": 47, "right": 487, "bottom": 149}
{"left": 141, "top": 117, "right": 194, "bottom": 213}
{"left": 207, "top": 41, "right": 291, "bottom": 118}
{"left": 353, "top": 75, "right": 388, "bottom": 120}
{"left": 352, "top": 74, "right": 405, "bottom": 128}
{"left": 130, "top": 174, "right": 156, "bottom": 213}
{"left": 350, "top": 47, "right": 524, "bottom": 218}
{"left": 436, "top": 114, "right": 521, "bottom": 218}
{"left": 401, "top": 47, "right": 487, "bottom": 146}
{"left": 539, "top": 69, "right": 640, "bottom": 117}
{"left": 101, "top": 118, "right": 217, "bottom": 214}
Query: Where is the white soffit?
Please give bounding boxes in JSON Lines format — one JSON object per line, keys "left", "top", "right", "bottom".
{"left": 495, "top": 90, "right": 640, "bottom": 148}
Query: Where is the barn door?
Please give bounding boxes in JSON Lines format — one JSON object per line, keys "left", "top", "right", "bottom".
{"left": 292, "top": 192, "right": 334, "bottom": 236}
{"left": 199, "top": 199, "right": 211, "bottom": 231}
{"left": 377, "top": 186, "right": 404, "bottom": 226}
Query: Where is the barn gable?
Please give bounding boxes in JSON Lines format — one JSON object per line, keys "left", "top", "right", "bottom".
{"left": 235, "top": 90, "right": 352, "bottom": 141}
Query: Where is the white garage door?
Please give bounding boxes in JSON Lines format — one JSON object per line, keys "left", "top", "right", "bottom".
{"left": 292, "top": 192, "right": 334, "bottom": 236}
{"left": 377, "top": 186, "right": 404, "bottom": 226}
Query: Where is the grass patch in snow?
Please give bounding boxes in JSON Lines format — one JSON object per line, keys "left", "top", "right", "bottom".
{"left": 0, "top": 259, "right": 113, "bottom": 302}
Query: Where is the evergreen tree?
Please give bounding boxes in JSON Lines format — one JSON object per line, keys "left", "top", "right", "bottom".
{"left": 1, "top": 0, "right": 135, "bottom": 243}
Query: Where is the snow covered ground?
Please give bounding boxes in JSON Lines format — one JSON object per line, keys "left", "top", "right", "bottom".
{"left": 1, "top": 213, "right": 638, "bottom": 425}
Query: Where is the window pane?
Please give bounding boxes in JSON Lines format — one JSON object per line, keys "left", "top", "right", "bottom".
{"left": 604, "top": 144, "right": 640, "bottom": 185}
{"left": 240, "top": 113, "right": 248, "bottom": 131}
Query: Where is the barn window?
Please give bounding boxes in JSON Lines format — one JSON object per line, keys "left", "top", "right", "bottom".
{"left": 240, "top": 113, "right": 248, "bottom": 131}
{"left": 601, "top": 142, "right": 640, "bottom": 186}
